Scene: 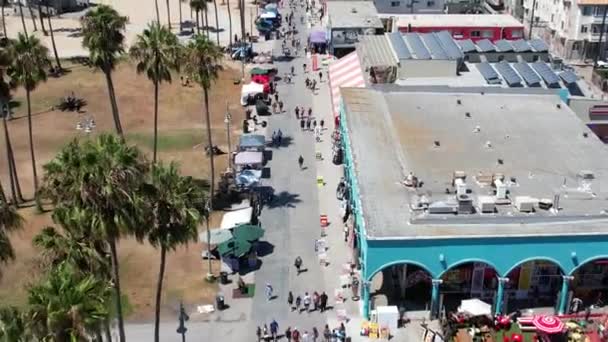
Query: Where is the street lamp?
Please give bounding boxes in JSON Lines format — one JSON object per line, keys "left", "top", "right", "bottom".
{"left": 225, "top": 104, "right": 233, "bottom": 172}
{"left": 176, "top": 302, "right": 189, "bottom": 342}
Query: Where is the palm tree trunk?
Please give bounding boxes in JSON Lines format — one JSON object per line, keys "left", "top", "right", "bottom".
{"left": 203, "top": 87, "right": 214, "bottom": 275}
{"left": 195, "top": 9, "right": 200, "bottom": 34}
{"left": 153, "top": 78, "right": 159, "bottom": 164}
{"left": 154, "top": 246, "right": 167, "bottom": 342}
{"left": 178, "top": 0, "right": 183, "bottom": 31}
{"left": 239, "top": 0, "right": 245, "bottom": 42}
{"left": 37, "top": 2, "right": 47, "bottom": 35}
{"left": 18, "top": 4, "right": 28, "bottom": 36}
{"left": 46, "top": 8, "right": 62, "bottom": 70}
{"left": 155, "top": 0, "right": 160, "bottom": 24}
{"left": 204, "top": 9, "right": 209, "bottom": 38}
{"left": 27, "top": 2, "right": 37, "bottom": 31}
{"left": 104, "top": 69, "right": 124, "bottom": 137}
{"left": 104, "top": 319, "right": 112, "bottom": 342}
{"left": 2, "top": 111, "right": 21, "bottom": 205}
{"left": 0, "top": 179, "right": 6, "bottom": 205}
{"left": 1, "top": 3, "right": 7, "bottom": 38}
{"left": 213, "top": 0, "right": 220, "bottom": 45}
{"left": 166, "top": 0, "right": 171, "bottom": 29}
{"left": 25, "top": 89, "right": 39, "bottom": 195}
{"left": 227, "top": 0, "right": 232, "bottom": 45}
{"left": 109, "top": 238, "right": 126, "bottom": 342}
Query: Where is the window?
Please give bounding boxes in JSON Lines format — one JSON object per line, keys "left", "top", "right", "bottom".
{"left": 481, "top": 30, "right": 493, "bottom": 38}
{"left": 498, "top": 55, "right": 505, "bottom": 62}
{"left": 471, "top": 30, "right": 481, "bottom": 37}
{"left": 427, "top": 0, "right": 435, "bottom": 6}
{"left": 532, "top": 55, "right": 540, "bottom": 62}
{"left": 581, "top": 25, "right": 588, "bottom": 33}
{"left": 511, "top": 29, "right": 523, "bottom": 38}
{"left": 391, "top": 1, "right": 400, "bottom": 6}
{"left": 582, "top": 6, "right": 593, "bottom": 16}
{"left": 453, "top": 31, "right": 464, "bottom": 39}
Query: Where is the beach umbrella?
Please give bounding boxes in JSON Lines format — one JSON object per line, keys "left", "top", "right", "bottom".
{"left": 532, "top": 315, "right": 564, "bottom": 334}
{"left": 233, "top": 224, "right": 264, "bottom": 242}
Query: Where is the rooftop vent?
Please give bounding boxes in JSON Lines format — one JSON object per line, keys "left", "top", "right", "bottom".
{"left": 485, "top": 141, "right": 492, "bottom": 149}
{"left": 457, "top": 99, "right": 462, "bottom": 105}
{"left": 434, "top": 140, "right": 441, "bottom": 148}
{"left": 583, "top": 132, "right": 589, "bottom": 138}
{"left": 351, "top": 7, "right": 357, "bottom": 13}
{"left": 497, "top": 158, "right": 504, "bottom": 165}
{"left": 465, "top": 112, "right": 471, "bottom": 118}
{"left": 494, "top": 178, "right": 507, "bottom": 199}
{"left": 556, "top": 103, "right": 561, "bottom": 109}
{"left": 457, "top": 194, "right": 474, "bottom": 214}
{"left": 474, "top": 126, "right": 481, "bottom": 133}
{"left": 478, "top": 195, "right": 496, "bottom": 213}
{"left": 514, "top": 196, "right": 537, "bottom": 212}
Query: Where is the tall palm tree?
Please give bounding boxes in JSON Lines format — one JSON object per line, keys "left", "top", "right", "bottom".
{"left": 190, "top": 0, "right": 203, "bottom": 34}
{"left": 130, "top": 23, "right": 181, "bottom": 164}
{"left": 0, "top": 306, "right": 31, "bottom": 341}
{"left": 9, "top": 33, "right": 49, "bottom": 204}
{"left": 155, "top": 0, "right": 160, "bottom": 23}
{"left": 145, "top": 162, "right": 204, "bottom": 342}
{"left": 227, "top": 0, "right": 233, "bottom": 45}
{"left": 41, "top": 0, "right": 62, "bottom": 71}
{"left": 178, "top": 0, "right": 184, "bottom": 31}
{"left": 239, "top": 0, "right": 245, "bottom": 42}
{"left": 42, "top": 134, "right": 149, "bottom": 342}
{"left": 27, "top": 263, "right": 112, "bottom": 341}
{"left": 26, "top": 2, "right": 37, "bottom": 32}
{"left": 36, "top": 1, "right": 47, "bottom": 36}
{"left": 183, "top": 34, "right": 222, "bottom": 278}
{"left": 17, "top": 2, "right": 28, "bottom": 36}
{"left": 81, "top": 5, "right": 128, "bottom": 138}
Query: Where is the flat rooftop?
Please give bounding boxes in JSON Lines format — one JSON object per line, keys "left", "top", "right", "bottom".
{"left": 342, "top": 86, "right": 608, "bottom": 239}
{"left": 394, "top": 14, "right": 523, "bottom": 28}
{"left": 327, "top": 1, "right": 383, "bottom": 29}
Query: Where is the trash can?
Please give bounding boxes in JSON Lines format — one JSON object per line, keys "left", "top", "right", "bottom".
{"left": 220, "top": 271, "right": 229, "bottom": 284}
{"left": 216, "top": 293, "right": 225, "bottom": 310}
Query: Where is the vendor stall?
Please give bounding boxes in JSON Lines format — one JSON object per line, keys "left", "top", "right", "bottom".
{"left": 239, "top": 134, "right": 266, "bottom": 151}
{"left": 220, "top": 207, "right": 254, "bottom": 229}
{"left": 458, "top": 299, "right": 492, "bottom": 317}
{"left": 235, "top": 151, "right": 264, "bottom": 170}
{"left": 309, "top": 30, "right": 328, "bottom": 54}
{"left": 241, "top": 82, "right": 265, "bottom": 106}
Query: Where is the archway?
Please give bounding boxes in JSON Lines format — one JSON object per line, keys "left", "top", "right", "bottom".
{"left": 368, "top": 262, "right": 434, "bottom": 318}
{"left": 439, "top": 261, "right": 500, "bottom": 314}
{"left": 570, "top": 257, "right": 608, "bottom": 310}
{"left": 504, "top": 259, "right": 564, "bottom": 313}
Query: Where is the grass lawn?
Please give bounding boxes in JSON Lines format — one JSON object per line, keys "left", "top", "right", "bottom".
{"left": 0, "top": 59, "right": 244, "bottom": 321}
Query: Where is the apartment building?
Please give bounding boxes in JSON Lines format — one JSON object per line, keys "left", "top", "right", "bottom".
{"left": 521, "top": 0, "right": 608, "bottom": 60}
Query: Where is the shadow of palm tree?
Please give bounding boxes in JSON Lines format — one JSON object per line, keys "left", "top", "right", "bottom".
{"left": 267, "top": 191, "right": 301, "bottom": 208}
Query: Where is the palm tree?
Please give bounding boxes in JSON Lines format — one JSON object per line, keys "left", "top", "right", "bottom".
{"left": 183, "top": 34, "right": 222, "bottom": 278}
{"left": 178, "top": 0, "right": 184, "bottom": 31}
{"left": 41, "top": 0, "right": 62, "bottom": 71}
{"left": 36, "top": 1, "right": 47, "bottom": 36}
{"left": 227, "top": 0, "right": 233, "bottom": 45}
{"left": 155, "top": 0, "right": 160, "bottom": 23}
{"left": 27, "top": 263, "right": 112, "bottom": 341}
{"left": 0, "top": 189, "right": 22, "bottom": 275}
{"left": 239, "top": 0, "right": 245, "bottom": 42}
{"left": 190, "top": 0, "right": 206, "bottom": 35}
{"left": 81, "top": 5, "right": 128, "bottom": 138}
{"left": 9, "top": 33, "right": 49, "bottom": 205}
{"left": 17, "top": 2, "right": 28, "bottom": 36}
{"left": 26, "top": 2, "right": 38, "bottom": 32}
{"left": 42, "top": 134, "right": 149, "bottom": 342}
{"left": 0, "top": 306, "right": 31, "bottom": 341}
{"left": 130, "top": 23, "right": 181, "bottom": 164}
{"left": 145, "top": 162, "right": 204, "bottom": 342}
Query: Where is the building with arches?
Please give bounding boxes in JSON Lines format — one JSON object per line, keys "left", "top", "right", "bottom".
{"left": 338, "top": 85, "right": 608, "bottom": 319}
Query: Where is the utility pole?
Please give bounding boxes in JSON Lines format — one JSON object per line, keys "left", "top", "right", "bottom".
{"left": 528, "top": 0, "right": 537, "bottom": 39}
{"left": 176, "top": 302, "right": 189, "bottom": 342}
{"left": 594, "top": 5, "right": 608, "bottom": 67}
{"left": 225, "top": 103, "right": 233, "bottom": 172}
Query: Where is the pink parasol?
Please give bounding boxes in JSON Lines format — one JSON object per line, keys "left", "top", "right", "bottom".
{"left": 532, "top": 315, "right": 565, "bottom": 334}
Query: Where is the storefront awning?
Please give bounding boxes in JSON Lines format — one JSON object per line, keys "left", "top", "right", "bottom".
{"left": 329, "top": 51, "right": 365, "bottom": 119}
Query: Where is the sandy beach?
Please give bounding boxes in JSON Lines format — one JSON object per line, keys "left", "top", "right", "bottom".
{"left": 2, "top": 0, "right": 260, "bottom": 58}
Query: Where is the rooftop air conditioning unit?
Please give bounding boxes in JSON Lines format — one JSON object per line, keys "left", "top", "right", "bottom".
{"left": 495, "top": 178, "right": 507, "bottom": 199}
{"left": 514, "top": 196, "right": 537, "bottom": 212}
{"left": 457, "top": 194, "right": 474, "bottom": 214}
{"left": 428, "top": 201, "right": 458, "bottom": 214}
{"left": 478, "top": 195, "right": 496, "bottom": 213}
{"left": 455, "top": 178, "right": 468, "bottom": 196}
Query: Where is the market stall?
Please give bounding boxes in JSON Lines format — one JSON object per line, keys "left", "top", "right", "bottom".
{"left": 238, "top": 134, "right": 266, "bottom": 152}
{"left": 309, "top": 29, "right": 328, "bottom": 54}
{"left": 234, "top": 151, "right": 264, "bottom": 170}
{"left": 241, "top": 82, "right": 265, "bottom": 106}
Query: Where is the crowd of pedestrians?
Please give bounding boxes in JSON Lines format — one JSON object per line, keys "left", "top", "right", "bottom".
{"left": 257, "top": 322, "right": 347, "bottom": 341}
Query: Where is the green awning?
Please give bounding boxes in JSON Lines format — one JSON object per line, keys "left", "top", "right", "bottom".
{"left": 233, "top": 224, "right": 264, "bottom": 242}
{"left": 217, "top": 238, "right": 252, "bottom": 258}
{"left": 250, "top": 67, "right": 270, "bottom": 75}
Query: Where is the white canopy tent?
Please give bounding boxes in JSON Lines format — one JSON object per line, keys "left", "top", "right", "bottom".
{"left": 241, "top": 82, "right": 265, "bottom": 105}
{"left": 458, "top": 298, "right": 492, "bottom": 317}
{"left": 260, "top": 11, "right": 277, "bottom": 19}
{"left": 220, "top": 207, "right": 253, "bottom": 229}
{"left": 234, "top": 151, "right": 264, "bottom": 166}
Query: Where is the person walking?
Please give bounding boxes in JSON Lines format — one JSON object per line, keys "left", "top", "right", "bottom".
{"left": 306, "top": 119, "right": 311, "bottom": 131}
{"left": 265, "top": 283, "right": 274, "bottom": 301}
{"left": 298, "top": 156, "right": 304, "bottom": 170}
{"left": 305, "top": 78, "right": 310, "bottom": 88}
{"left": 277, "top": 129, "right": 283, "bottom": 145}
{"left": 302, "top": 331, "right": 310, "bottom": 342}
{"left": 303, "top": 63, "right": 307, "bottom": 73}
{"left": 272, "top": 131, "right": 277, "bottom": 146}
{"left": 312, "top": 80, "right": 317, "bottom": 91}
{"left": 313, "top": 291, "right": 320, "bottom": 311}
{"left": 320, "top": 119, "right": 324, "bottom": 130}
{"left": 313, "top": 120, "right": 317, "bottom": 129}
{"left": 263, "top": 324, "right": 269, "bottom": 340}
{"left": 272, "top": 101, "right": 278, "bottom": 114}
{"left": 300, "top": 119, "right": 305, "bottom": 131}
{"left": 303, "top": 292, "right": 311, "bottom": 312}
{"left": 293, "top": 328, "right": 301, "bottom": 342}
{"left": 274, "top": 92, "right": 279, "bottom": 103}
{"left": 343, "top": 225, "right": 349, "bottom": 242}
{"left": 291, "top": 65, "right": 295, "bottom": 75}
{"left": 308, "top": 107, "right": 313, "bottom": 117}
{"left": 320, "top": 292, "right": 328, "bottom": 312}
{"left": 286, "top": 327, "right": 293, "bottom": 341}
{"left": 319, "top": 71, "right": 323, "bottom": 82}
{"left": 279, "top": 100, "right": 284, "bottom": 113}
{"left": 257, "top": 326, "right": 262, "bottom": 342}
{"left": 288, "top": 291, "right": 294, "bottom": 310}
{"left": 295, "top": 106, "right": 300, "bottom": 119}
{"left": 313, "top": 327, "right": 319, "bottom": 342}
{"left": 270, "top": 319, "right": 279, "bottom": 341}
{"left": 323, "top": 325, "right": 331, "bottom": 342}
{"left": 294, "top": 256, "right": 303, "bottom": 273}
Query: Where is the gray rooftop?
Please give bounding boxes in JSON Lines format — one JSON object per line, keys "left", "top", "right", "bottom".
{"left": 357, "top": 35, "right": 398, "bottom": 67}
{"left": 327, "top": 1, "right": 383, "bottom": 29}
{"left": 341, "top": 86, "right": 608, "bottom": 239}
